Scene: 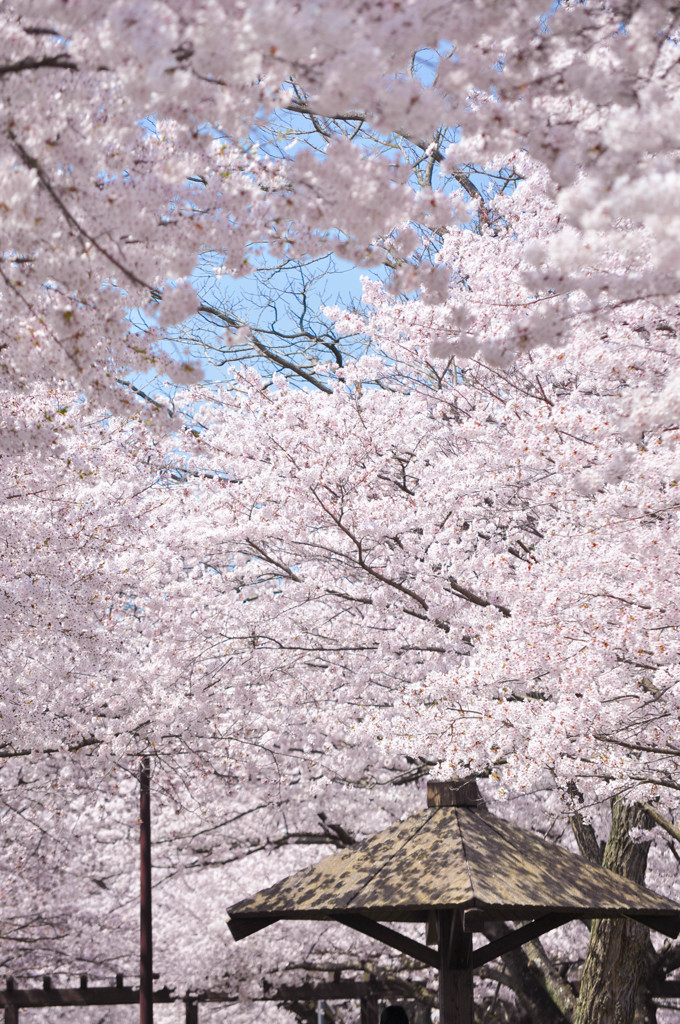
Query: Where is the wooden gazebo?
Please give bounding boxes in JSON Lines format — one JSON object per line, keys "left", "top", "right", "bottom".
{"left": 227, "top": 780, "right": 680, "bottom": 1024}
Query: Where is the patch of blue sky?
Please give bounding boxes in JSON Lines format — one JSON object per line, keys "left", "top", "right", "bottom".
{"left": 125, "top": 46, "right": 519, "bottom": 400}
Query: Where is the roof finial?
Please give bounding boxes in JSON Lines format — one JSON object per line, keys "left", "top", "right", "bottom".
{"left": 427, "top": 777, "right": 481, "bottom": 808}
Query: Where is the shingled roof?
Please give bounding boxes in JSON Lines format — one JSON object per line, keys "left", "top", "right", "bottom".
{"left": 228, "top": 782, "right": 680, "bottom": 941}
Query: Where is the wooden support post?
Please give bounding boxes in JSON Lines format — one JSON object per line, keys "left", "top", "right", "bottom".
{"left": 140, "top": 756, "right": 153, "bottom": 1024}
{"left": 4, "top": 981, "right": 17, "bottom": 1024}
{"left": 185, "top": 998, "right": 198, "bottom": 1024}
{"left": 360, "top": 996, "right": 379, "bottom": 1024}
{"left": 437, "top": 910, "right": 473, "bottom": 1024}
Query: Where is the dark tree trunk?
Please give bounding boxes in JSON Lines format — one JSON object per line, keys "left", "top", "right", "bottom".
{"left": 574, "top": 801, "right": 655, "bottom": 1024}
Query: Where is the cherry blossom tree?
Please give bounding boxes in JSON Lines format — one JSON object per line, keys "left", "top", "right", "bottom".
{"left": 6, "top": 161, "right": 680, "bottom": 1021}
{"left": 4, "top": 2, "right": 680, "bottom": 1023}
{"left": 3, "top": 0, "right": 680, "bottom": 417}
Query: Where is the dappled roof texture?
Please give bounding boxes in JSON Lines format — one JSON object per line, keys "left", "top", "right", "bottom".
{"left": 227, "top": 804, "right": 680, "bottom": 930}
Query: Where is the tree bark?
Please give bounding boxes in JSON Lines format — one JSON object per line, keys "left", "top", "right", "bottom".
{"left": 574, "top": 801, "right": 655, "bottom": 1024}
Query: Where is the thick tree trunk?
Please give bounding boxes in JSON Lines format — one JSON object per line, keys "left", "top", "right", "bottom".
{"left": 574, "top": 801, "right": 655, "bottom": 1024}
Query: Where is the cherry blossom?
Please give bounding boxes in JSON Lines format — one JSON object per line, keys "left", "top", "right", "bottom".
{"left": 4, "top": 3, "right": 680, "bottom": 1021}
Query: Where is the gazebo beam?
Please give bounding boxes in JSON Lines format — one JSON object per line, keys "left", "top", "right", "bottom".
{"left": 228, "top": 915, "right": 279, "bottom": 940}
{"left": 472, "top": 913, "right": 578, "bottom": 968}
{"left": 332, "top": 914, "right": 438, "bottom": 968}
{"left": 626, "top": 913, "right": 680, "bottom": 938}
{"left": 317, "top": 909, "right": 589, "bottom": 974}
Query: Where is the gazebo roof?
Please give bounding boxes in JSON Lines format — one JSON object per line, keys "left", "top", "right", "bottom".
{"left": 228, "top": 783, "right": 680, "bottom": 941}
{"left": 228, "top": 780, "right": 680, "bottom": 1024}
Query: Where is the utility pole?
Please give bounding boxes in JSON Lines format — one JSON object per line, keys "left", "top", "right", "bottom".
{"left": 140, "top": 756, "right": 153, "bottom": 1024}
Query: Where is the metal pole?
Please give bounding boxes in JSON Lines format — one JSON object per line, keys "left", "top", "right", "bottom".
{"left": 437, "top": 910, "right": 473, "bottom": 1024}
{"left": 140, "top": 756, "right": 153, "bottom": 1024}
